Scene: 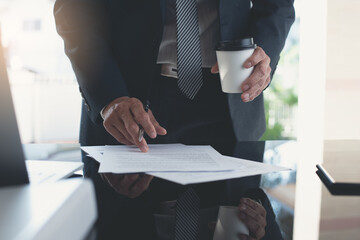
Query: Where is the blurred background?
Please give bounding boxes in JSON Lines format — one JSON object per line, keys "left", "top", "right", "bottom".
{"left": 0, "top": 0, "right": 79, "bottom": 143}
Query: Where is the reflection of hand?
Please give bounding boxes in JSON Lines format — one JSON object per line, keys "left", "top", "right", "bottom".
{"left": 101, "top": 173, "right": 153, "bottom": 198}
{"left": 237, "top": 198, "right": 267, "bottom": 240}
{"left": 211, "top": 46, "right": 271, "bottom": 103}
{"left": 102, "top": 97, "right": 167, "bottom": 152}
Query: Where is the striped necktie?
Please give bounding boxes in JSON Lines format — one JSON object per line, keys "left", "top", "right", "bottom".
{"left": 175, "top": 0, "right": 203, "bottom": 100}
{"left": 175, "top": 187, "right": 200, "bottom": 240}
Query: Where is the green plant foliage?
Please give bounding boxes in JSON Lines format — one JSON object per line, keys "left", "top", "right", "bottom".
{"left": 261, "top": 22, "right": 299, "bottom": 140}
{"left": 260, "top": 122, "right": 284, "bottom": 140}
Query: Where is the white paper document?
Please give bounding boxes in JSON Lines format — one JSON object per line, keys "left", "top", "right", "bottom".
{"left": 81, "top": 144, "right": 232, "bottom": 174}
{"left": 150, "top": 156, "right": 289, "bottom": 185}
{"left": 26, "top": 160, "right": 83, "bottom": 185}
{"left": 81, "top": 144, "right": 289, "bottom": 185}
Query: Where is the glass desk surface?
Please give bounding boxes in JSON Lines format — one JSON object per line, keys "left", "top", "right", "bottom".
{"left": 23, "top": 140, "right": 360, "bottom": 240}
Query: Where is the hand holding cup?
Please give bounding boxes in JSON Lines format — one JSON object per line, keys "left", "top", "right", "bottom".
{"left": 213, "top": 38, "right": 271, "bottom": 102}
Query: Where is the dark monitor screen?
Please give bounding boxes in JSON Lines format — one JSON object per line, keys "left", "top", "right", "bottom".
{"left": 0, "top": 37, "right": 29, "bottom": 187}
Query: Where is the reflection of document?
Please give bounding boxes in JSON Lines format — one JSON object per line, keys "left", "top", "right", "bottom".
{"left": 81, "top": 144, "right": 232, "bottom": 174}
{"left": 150, "top": 156, "right": 289, "bottom": 185}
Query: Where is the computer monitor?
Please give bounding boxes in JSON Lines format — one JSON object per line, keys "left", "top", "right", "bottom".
{"left": 0, "top": 37, "right": 29, "bottom": 187}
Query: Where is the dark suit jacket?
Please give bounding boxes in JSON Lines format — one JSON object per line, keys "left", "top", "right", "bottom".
{"left": 54, "top": 0, "right": 295, "bottom": 144}
{"left": 54, "top": 1, "right": 294, "bottom": 239}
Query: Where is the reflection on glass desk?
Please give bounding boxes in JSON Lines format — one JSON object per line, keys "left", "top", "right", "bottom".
{"left": 23, "top": 140, "right": 360, "bottom": 240}
{"left": 318, "top": 140, "right": 360, "bottom": 240}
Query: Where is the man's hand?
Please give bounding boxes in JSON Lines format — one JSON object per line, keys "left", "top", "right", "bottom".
{"left": 102, "top": 97, "right": 167, "bottom": 152}
{"left": 101, "top": 173, "right": 153, "bottom": 198}
{"left": 211, "top": 46, "right": 271, "bottom": 102}
{"left": 237, "top": 198, "right": 267, "bottom": 240}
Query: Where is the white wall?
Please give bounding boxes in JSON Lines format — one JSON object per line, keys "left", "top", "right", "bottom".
{"left": 324, "top": 0, "right": 360, "bottom": 139}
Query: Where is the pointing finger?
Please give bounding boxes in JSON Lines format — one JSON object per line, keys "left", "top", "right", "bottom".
{"left": 243, "top": 47, "right": 267, "bottom": 68}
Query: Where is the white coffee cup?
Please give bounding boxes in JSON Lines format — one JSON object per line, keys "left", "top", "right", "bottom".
{"left": 213, "top": 206, "right": 250, "bottom": 240}
{"left": 216, "top": 38, "right": 256, "bottom": 93}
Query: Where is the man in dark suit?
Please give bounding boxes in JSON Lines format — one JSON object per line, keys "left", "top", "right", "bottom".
{"left": 54, "top": 0, "right": 294, "bottom": 239}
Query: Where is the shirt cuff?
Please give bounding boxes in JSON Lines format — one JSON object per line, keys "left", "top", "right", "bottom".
{"left": 100, "top": 105, "right": 107, "bottom": 120}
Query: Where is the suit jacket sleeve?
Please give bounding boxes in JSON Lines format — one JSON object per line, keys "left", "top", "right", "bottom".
{"left": 248, "top": 0, "right": 295, "bottom": 77}
{"left": 54, "top": 0, "right": 128, "bottom": 125}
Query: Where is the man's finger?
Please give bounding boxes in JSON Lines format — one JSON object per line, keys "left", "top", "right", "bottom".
{"left": 264, "top": 75, "right": 271, "bottom": 91}
{"left": 241, "top": 66, "right": 271, "bottom": 102}
{"left": 241, "top": 77, "right": 266, "bottom": 102}
{"left": 135, "top": 137, "right": 149, "bottom": 152}
{"left": 241, "top": 56, "right": 270, "bottom": 91}
{"left": 131, "top": 102, "right": 157, "bottom": 139}
{"left": 255, "top": 228, "right": 266, "bottom": 240}
{"left": 103, "top": 116, "right": 131, "bottom": 144}
{"left": 241, "top": 198, "right": 266, "bottom": 217}
{"left": 249, "top": 57, "right": 270, "bottom": 82}
{"left": 241, "top": 82, "right": 264, "bottom": 102}
{"left": 238, "top": 212, "right": 264, "bottom": 239}
{"left": 104, "top": 124, "right": 133, "bottom": 145}
{"left": 238, "top": 203, "right": 266, "bottom": 228}
{"left": 149, "top": 110, "right": 167, "bottom": 135}
{"left": 122, "top": 111, "right": 148, "bottom": 152}
{"left": 243, "top": 47, "right": 267, "bottom": 68}
{"left": 111, "top": 119, "right": 134, "bottom": 144}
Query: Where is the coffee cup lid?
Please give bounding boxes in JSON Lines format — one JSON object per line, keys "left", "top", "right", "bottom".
{"left": 216, "top": 38, "right": 256, "bottom": 51}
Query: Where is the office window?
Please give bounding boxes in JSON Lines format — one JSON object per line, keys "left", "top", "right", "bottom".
{"left": 0, "top": 0, "right": 80, "bottom": 143}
